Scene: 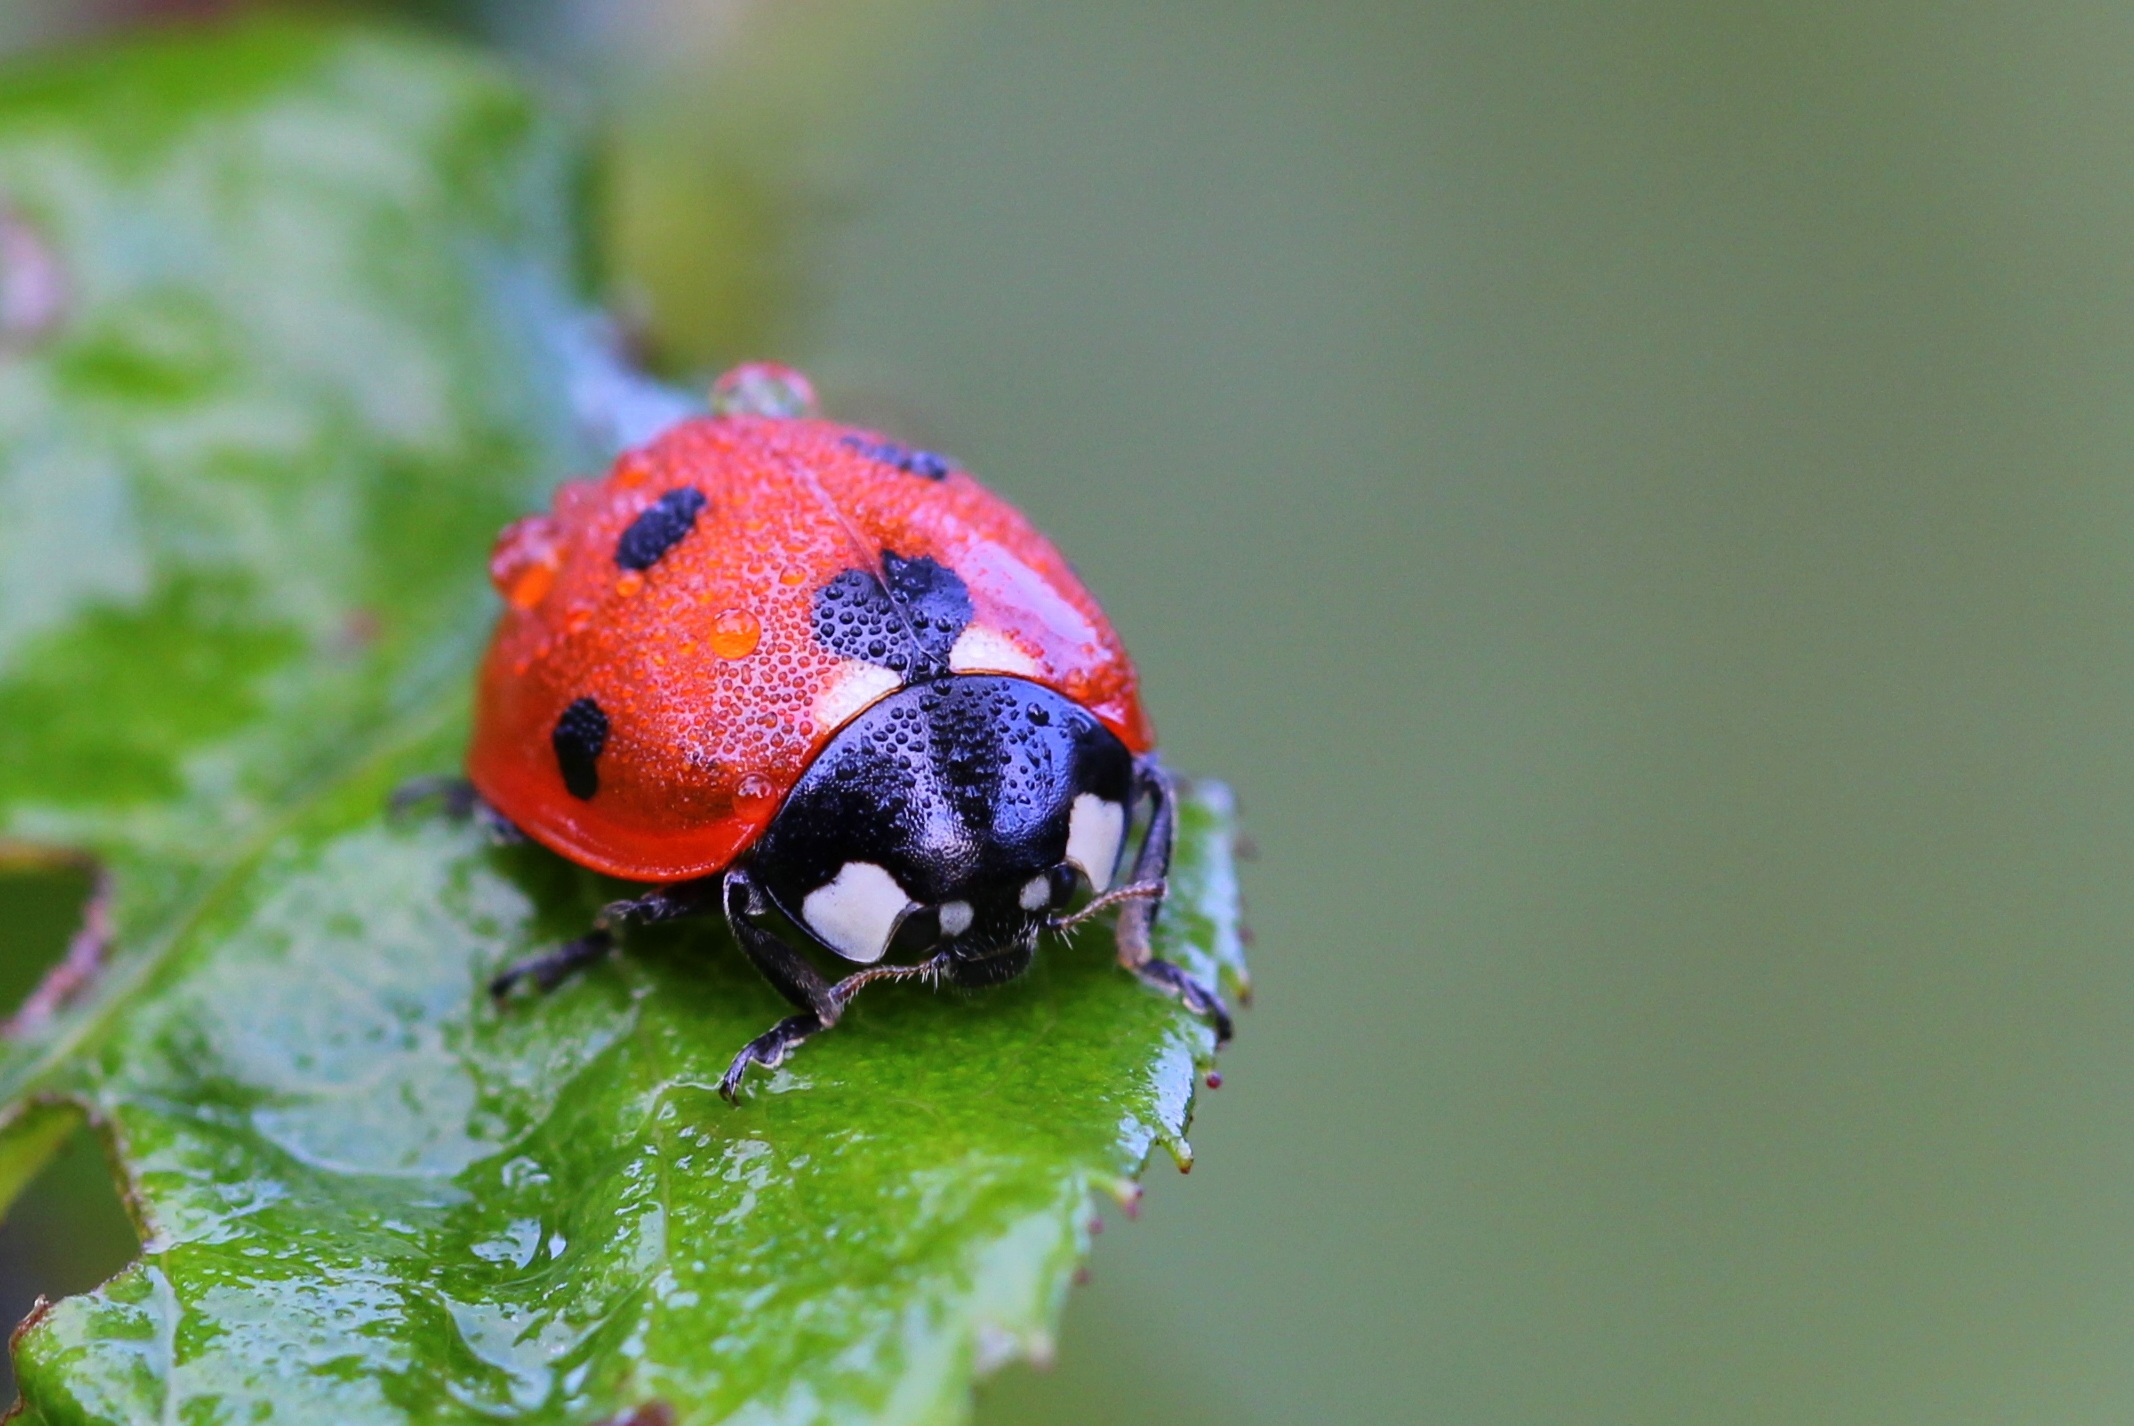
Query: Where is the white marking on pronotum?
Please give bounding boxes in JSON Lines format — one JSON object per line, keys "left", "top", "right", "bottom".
{"left": 939, "top": 900, "right": 974, "bottom": 937}
{"left": 812, "top": 660, "right": 902, "bottom": 734}
{"left": 1065, "top": 794, "right": 1125, "bottom": 892}
{"left": 1019, "top": 875, "right": 1052, "bottom": 911}
{"left": 948, "top": 624, "right": 1042, "bottom": 677}
{"left": 802, "top": 862, "right": 915, "bottom": 964}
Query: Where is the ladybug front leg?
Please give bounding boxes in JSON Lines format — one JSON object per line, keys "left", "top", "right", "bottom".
{"left": 717, "top": 865, "right": 840, "bottom": 1102}
{"left": 718, "top": 866, "right": 955, "bottom": 1103}
{"left": 1114, "top": 754, "right": 1234, "bottom": 1044}
{"left": 491, "top": 880, "right": 717, "bottom": 996}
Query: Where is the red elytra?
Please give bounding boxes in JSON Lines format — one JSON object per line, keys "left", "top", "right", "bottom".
{"left": 466, "top": 412, "right": 1153, "bottom": 883}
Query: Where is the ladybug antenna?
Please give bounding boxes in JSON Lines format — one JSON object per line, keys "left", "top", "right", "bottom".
{"left": 1048, "top": 880, "right": 1166, "bottom": 933}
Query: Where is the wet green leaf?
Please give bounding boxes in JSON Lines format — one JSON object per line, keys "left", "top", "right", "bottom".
{"left": 0, "top": 18, "right": 1243, "bottom": 1426}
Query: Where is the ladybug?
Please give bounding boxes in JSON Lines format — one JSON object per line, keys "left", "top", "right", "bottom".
{"left": 412, "top": 364, "right": 1231, "bottom": 1101}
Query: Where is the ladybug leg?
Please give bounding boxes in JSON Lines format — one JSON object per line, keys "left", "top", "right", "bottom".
{"left": 490, "top": 879, "right": 717, "bottom": 997}
{"left": 489, "top": 931, "right": 615, "bottom": 997}
{"left": 388, "top": 776, "right": 525, "bottom": 845}
{"left": 717, "top": 866, "right": 957, "bottom": 1102}
{"left": 1114, "top": 755, "right": 1234, "bottom": 1044}
{"left": 1112, "top": 754, "right": 1176, "bottom": 966}
{"left": 1135, "top": 958, "right": 1234, "bottom": 1043}
{"left": 719, "top": 866, "right": 837, "bottom": 1102}
{"left": 389, "top": 774, "right": 476, "bottom": 818}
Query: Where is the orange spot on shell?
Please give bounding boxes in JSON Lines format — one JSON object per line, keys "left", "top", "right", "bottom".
{"left": 507, "top": 563, "right": 556, "bottom": 609}
{"left": 489, "top": 515, "right": 564, "bottom": 609}
{"left": 613, "top": 451, "right": 654, "bottom": 487}
{"left": 708, "top": 608, "right": 761, "bottom": 659}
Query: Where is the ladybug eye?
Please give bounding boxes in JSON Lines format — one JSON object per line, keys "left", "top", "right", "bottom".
{"left": 882, "top": 899, "right": 974, "bottom": 958}
{"left": 885, "top": 905, "right": 942, "bottom": 959}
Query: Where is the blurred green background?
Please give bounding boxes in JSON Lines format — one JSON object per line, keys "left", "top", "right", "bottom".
{"left": 13, "top": 1, "right": 2134, "bottom": 1421}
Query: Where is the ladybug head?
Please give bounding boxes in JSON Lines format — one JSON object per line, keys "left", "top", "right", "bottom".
{"left": 748, "top": 675, "right": 1134, "bottom": 984}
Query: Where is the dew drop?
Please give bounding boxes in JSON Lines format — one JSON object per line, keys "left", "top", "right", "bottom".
{"left": 613, "top": 451, "right": 654, "bottom": 488}
{"left": 489, "top": 515, "right": 564, "bottom": 609}
{"left": 710, "top": 362, "right": 819, "bottom": 419}
{"left": 734, "top": 772, "right": 778, "bottom": 819}
{"left": 708, "top": 608, "right": 762, "bottom": 659}
{"left": 616, "top": 569, "right": 645, "bottom": 597}
{"left": 780, "top": 565, "right": 809, "bottom": 586}
{"left": 508, "top": 563, "right": 557, "bottom": 609}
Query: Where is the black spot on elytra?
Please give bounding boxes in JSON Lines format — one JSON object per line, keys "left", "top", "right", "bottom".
{"left": 839, "top": 435, "right": 955, "bottom": 481}
{"left": 615, "top": 487, "right": 706, "bottom": 571}
{"left": 811, "top": 551, "right": 973, "bottom": 680}
{"left": 553, "top": 697, "right": 609, "bottom": 799}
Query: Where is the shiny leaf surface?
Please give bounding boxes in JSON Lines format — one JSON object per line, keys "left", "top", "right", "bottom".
{"left": 0, "top": 20, "right": 1242, "bottom": 1425}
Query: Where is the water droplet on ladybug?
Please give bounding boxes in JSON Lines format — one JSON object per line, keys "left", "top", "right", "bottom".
{"left": 616, "top": 569, "right": 645, "bottom": 597}
{"left": 510, "top": 565, "right": 557, "bottom": 609}
{"left": 612, "top": 451, "right": 654, "bottom": 487}
{"left": 709, "top": 608, "right": 762, "bottom": 659}
{"left": 780, "top": 565, "right": 808, "bottom": 586}
{"left": 710, "top": 362, "right": 819, "bottom": 420}
{"left": 490, "top": 515, "right": 564, "bottom": 610}
{"left": 553, "top": 478, "right": 601, "bottom": 518}
{"left": 734, "top": 772, "right": 777, "bottom": 818}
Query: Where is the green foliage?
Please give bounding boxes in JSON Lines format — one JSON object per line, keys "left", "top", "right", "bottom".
{"left": 0, "top": 20, "right": 1242, "bottom": 1425}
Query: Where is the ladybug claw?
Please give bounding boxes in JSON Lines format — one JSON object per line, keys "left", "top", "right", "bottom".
{"left": 717, "top": 1012, "right": 822, "bottom": 1105}
{"left": 1133, "top": 957, "right": 1234, "bottom": 1044}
